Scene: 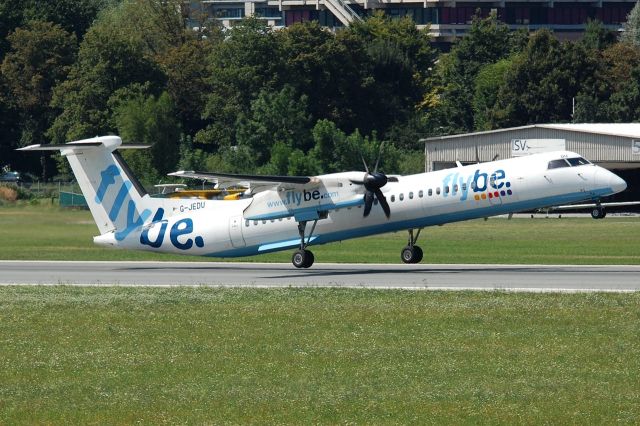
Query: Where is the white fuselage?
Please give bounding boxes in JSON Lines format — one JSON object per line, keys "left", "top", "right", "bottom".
{"left": 97, "top": 151, "right": 626, "bottom": 258}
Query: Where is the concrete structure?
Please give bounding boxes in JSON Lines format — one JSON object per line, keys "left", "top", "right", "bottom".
{"left": 192, "top": 1, "right": 636, "bottom": 42}
{"left": 420, "top": 123, "right": 640, "bottom": 202}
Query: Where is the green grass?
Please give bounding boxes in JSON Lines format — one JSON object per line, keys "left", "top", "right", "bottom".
{"left": 1, "top": 287, "right": 639, "bottom": 423}
{"left": 0, "top": 202, "right": 639, "bottom": 264}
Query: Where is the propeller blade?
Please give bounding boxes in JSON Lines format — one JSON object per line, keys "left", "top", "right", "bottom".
{"left": 373, "top": 141, "right": 385, "bottom": 173}
{"left": 360, "top": 153, "right": 369, "bottom": 174}
{"left": 375, "top": 189, "right": 391, "bottom": 218}
{"left": 363, "top": 191, "right": 374, "bottom": 217}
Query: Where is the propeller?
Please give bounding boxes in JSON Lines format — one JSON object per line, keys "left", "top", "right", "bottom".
{"left": 350, "top": 142, "right": 395, "bottom": 219}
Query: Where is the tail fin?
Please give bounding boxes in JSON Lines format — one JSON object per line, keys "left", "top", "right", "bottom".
{"left": 19, "top": 136, "right": 154, "bottom": 240}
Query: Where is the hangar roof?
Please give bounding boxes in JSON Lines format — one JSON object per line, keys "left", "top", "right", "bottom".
{"left": 420, "top": 123, "right": 640, "bottom": 141}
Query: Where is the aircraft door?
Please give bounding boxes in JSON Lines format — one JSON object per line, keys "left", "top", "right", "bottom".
{"left": 228, "top": 216, "right": 246, "bottom": 248}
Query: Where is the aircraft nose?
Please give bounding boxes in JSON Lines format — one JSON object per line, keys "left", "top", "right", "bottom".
{"left": 609, "top": 172, "right": 627, "bottom": 194}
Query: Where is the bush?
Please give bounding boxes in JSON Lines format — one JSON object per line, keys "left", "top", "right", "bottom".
{"left": 0, "top": 186, "right": 18, "bottom": 202}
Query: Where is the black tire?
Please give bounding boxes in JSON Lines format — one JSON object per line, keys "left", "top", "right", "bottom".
{"left": 292, "top": 249, "right": 314, "bottom": 268}
{"left": 412, "top": 246, "right": 424, "bottom": 263}
{"left": 591, "top": 207, "right": 605, "bottom": 219}
{"left": 303, "top": 250, "right": 315, "bottom": 268}
{"left": 401, "top": 246, "right": 415, "bottom": 264}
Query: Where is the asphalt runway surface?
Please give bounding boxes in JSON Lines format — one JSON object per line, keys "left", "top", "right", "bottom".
{"left": 0, "top": 261, "right": 638, "bottom": 291}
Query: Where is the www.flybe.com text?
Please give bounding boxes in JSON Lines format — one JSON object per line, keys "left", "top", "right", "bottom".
{"left": 267, "top": 189, "right": 339, "bottom": 208}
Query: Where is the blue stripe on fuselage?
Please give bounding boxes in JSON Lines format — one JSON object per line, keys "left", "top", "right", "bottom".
{"left": 207, "top": 188, "right": 614, "bottom": 258}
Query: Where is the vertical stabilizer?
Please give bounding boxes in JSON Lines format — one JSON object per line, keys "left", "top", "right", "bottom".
{"left": 19, "top": 136, "right": 153, "bottom": 239}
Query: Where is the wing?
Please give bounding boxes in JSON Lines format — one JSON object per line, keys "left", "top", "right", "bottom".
{"left": 168, "top": 170, "right": 318, "bottom": 191}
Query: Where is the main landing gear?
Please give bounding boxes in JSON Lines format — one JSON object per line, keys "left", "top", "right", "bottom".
{"left": 401, "top": 228, "right": 424, "bottom": 264}
{"left": 292, "top": 220, "right": 317, "bottom": 268}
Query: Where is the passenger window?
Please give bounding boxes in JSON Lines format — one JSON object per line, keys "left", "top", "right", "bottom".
{"left": 391, "top": 195, "right": 395, "bottom": 202}
{"left": 453, "top": 184, "right": 458, "bottom": 193}
{"left": 567, "top": 157, "right": 590, "bottom": 166}
{"left": 253, "top": 220, "right": 258, "bottom": 226}
{"left": 462, "top": 183, "right": 467, "bottom": 191}
{"left": 548, "top": 159, "right": 570, "bottom": 169}
{"left": 418, "top": 190, "right": 423, "bottom": 198}
{"left": 428, "top": 189, "right": 433, "bottom": 196}
{"left": 399, "top": 193, "right": 404, "bottom": 201}
{"left": 471, "top": 181, "right": 476, "bottom": 190}
{"left": 436, "top": 187, "right": 441, "bottom": 195}
{"left": 409, "top": 192, "right": 414, "bottom": 199}
{"left": 444, "top": 186, "right": 449, "bottom": 194}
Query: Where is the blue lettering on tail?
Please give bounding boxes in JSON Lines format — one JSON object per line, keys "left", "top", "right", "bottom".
{"left": 109, "top": 181, "right": 133, "bottom": 221}
{"left": 114, "top": 200, "right": 152, "bottom": 241}
{"left": 95, "top": 165, "right": 204, "bottom": 249}
{"left": 95, "top": 165, "right": 120, "bottom": 203}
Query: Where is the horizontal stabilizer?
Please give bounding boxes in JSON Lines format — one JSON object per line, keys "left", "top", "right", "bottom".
{"left": 17, "top": 136, "right": 150, "bottom": 152}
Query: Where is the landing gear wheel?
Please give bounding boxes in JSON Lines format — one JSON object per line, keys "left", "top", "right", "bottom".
{"left": 292, "top": 249, "right": 314, "bottom": 268}
{"left": 412, "top": 246, "right": 423, "bottom": 263}
{"left": 591, "top": 207, "right": 606, "bottom": 219}
{"left": 401, "top": 246, "right": 423, "bottom": 264}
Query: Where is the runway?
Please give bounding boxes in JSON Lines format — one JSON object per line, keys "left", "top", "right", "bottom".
{"left": 0, "top": 261, "right": 638, "bottom": 291}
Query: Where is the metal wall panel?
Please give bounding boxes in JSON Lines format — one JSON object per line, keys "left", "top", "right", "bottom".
{"left": 424, "top": 128, "right": 640, "bottom": 168}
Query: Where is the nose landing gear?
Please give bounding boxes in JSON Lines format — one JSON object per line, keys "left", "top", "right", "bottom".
{"left": 591, "top": 205, "right": 606, "bottom": 219}
{"left": 401, "top": 228, "right": 424, "bottom": 264}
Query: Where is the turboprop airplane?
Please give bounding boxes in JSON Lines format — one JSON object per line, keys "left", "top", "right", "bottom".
{"left": 19, "top": 135, "right": 628, "bottom": 268}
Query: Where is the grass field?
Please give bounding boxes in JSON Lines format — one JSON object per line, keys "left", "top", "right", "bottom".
{"left": 1, "top": 203, "right": 639, "bottom": 423}
{"left": 0, "top": 202, "right": 639, "bottom": 264}
{"left": 1, "top": 287, "right": 639, "bottom": 424}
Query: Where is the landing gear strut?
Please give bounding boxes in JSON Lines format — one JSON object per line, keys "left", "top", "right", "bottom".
{"left": 292, "top": 220, "right": 317, "bottom": 268}
{"left": 401, "top": 228, "right": 424, "bottom": 264}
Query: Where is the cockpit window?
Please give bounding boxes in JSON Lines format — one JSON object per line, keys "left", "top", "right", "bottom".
{"left": 547, "top": 159, "right": 570, "bottom": 169}
{"left": 566, "top": 157, "right": 590, "bottom": 166}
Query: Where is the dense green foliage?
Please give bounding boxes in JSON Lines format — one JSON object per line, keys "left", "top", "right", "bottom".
{"left": 1, "top": 1, "right": 640, "bottom": 183}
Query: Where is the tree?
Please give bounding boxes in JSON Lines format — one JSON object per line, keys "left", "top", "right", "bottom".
{"left": 491, "top": 30, "right": 602, "bottom": 127}
{"left": 0, "top": 0, "right": 111, "bottom": 58}
{"left": 1, "top": 20, "right": 77, "bottom": 178}
{"left": 160, "top": 39, "right": 215, "bottom": 137}
{"left": 473, "top": 59, "right": 512, "bottom": 130}
{"left": 580, "top": 19, "right": 616, "bottom": 51}
{"left": 347, "top": 13, "right": 436, "bottom": 137}
{"left": 236, "top": 85, "right": 312, "bottom": 166}
{"left": 621, "top": 1, "right": 640, "bottom": 47}
{"left": 424, "top": 12, "right": 520, "bottom": 134}
{"left": 197, "top": 18, "right": 283, "bottom": 148}
{"left": 48, "top": 1, "right": 168, "bottom": 145}
{"left": 114, "top": 92, "right": 181, "bottom": 183}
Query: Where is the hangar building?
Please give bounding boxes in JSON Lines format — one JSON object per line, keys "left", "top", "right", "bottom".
{"left": 420, "top": 123, "right": 640, "bottom": 203}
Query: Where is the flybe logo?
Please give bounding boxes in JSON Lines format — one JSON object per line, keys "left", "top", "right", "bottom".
{"left": 96, "top": 165, "right": 204, "bottom": 250}
{"left": 139, "top": 208, "right": 205, "bottom": 250}
{"left": 96, "top": 165, "right": 152, "bottom": 241}
{"left": 441, "top": 169, "right": 513, "bottom": 201}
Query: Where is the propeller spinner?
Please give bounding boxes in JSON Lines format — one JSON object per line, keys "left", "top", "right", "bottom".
{"left": 350, "top": 142, "right": 395, "bottom": 219}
